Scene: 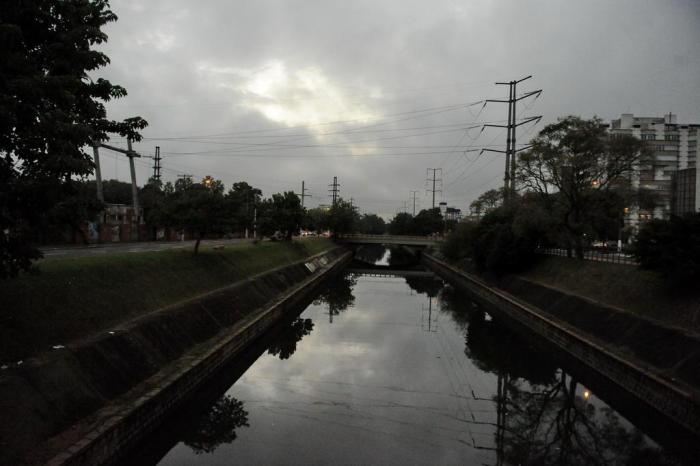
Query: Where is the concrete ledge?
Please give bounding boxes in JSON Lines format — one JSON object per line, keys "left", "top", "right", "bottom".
{"left": 422, "top": 253, "right": 700, "bottom": 441}
{"left": 14, "top": 248, "right": 350, "bottom": 465}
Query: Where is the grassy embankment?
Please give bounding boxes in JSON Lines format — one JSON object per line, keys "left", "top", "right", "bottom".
{"left": 0, "top": 238, "right": 334, "bottom": 363}
{"left": 517, "top": 256, "right": 700, "bottom": 333}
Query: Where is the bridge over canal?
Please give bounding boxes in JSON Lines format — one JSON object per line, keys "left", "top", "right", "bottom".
{"left": 337, "top": 234, "right": 442, "bottom": 247}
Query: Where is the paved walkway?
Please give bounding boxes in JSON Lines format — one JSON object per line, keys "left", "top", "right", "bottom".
{"left": 40, "top": 238, "right": 253, "bottom": 259}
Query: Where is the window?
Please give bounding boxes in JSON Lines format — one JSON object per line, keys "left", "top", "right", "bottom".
{"left": 665, "top": 134, "right": 680, "bottom": 141}
{"left": 641, "top": 133, "right": 655, "bottom": 140}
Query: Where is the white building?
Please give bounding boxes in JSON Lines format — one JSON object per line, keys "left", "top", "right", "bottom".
{"left": 606, "top": 113, "right": 700, "bottom": 227}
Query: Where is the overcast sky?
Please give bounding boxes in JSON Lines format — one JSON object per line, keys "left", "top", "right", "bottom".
{"left": 96, "top": 0, "right": 700, "bottom": 218}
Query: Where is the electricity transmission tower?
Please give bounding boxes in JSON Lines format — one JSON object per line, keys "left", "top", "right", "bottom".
{"left": 152, "top": 146, "right": 162, "bottom": 181}
{"left": 409, "top": 190, "right": 419, "bottom": 216}
{"left": 328, "top": 176, "right": 340, "bottom": 206}
{"left": 299, "top": 180, "right": 311, "bottom": 207}
{"left": 426, "top": 168, "right": 443, "bottom": 209}
{"left": 482, "top": 76, "right": 542, "bottom": 200}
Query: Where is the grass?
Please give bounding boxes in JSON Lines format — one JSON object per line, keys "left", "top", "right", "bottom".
{"left": 0, "top": 238, "right": 334, "bottom": 362}
{"left": 518, "top": 256, "right": 700, "bottom": 332}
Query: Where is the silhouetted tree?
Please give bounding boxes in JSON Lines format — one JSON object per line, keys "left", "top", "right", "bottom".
{"left": 314, "top": 273, "right": 357, "bottom": 318}
{"left": 163, "top": 178, "right": 225, "bottom": 253}
{"left": 257, "top": 191, "right": 304, "bottom": 240}
{"left": 634, "top": 213, "right": 700, "bottom": 288}
{"left": 183, "top": 395, "right": 249, "bottom": 454}
{"left": 357, "top": 213, "right": 386, "bottom": 234}
{"left": 322, "top": 198, "right": 359, "bottom": 235}
{"left": 1, "top": 1, "right": 146, "bottom": 277}
{"left": 267, "top": 318, "right": 314, "bottom": 360}
{"left": 517, "top": 116, "right": 650, "bottom": 258}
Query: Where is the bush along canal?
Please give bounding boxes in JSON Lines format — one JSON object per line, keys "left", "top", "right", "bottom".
{"left": 120, "top": 249, "right": 695, "bottom": 465}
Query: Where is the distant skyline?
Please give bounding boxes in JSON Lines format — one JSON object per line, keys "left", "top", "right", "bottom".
{"left": 96, "top": 0, "right": 700, "bottom": 217}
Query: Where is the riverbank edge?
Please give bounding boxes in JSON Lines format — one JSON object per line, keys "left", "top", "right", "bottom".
{"left": 422, "top": 252, "right": 700, "bottom": 440}
{"left": 19, "top": 247, "right": 351, "bottom": 465}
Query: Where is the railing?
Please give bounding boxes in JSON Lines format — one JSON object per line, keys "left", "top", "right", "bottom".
{"left": 338, "top": 234, "right": 444, "bottom": 242}
{"left": 537, "top": 247, "right": 638, "bottom": 265}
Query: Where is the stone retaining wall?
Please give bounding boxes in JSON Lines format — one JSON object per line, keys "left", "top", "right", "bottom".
{"left": 0, "top": 247, "right": 350, "bottom": 465}
{"left": 422, "top": 253, "right": 700, "bottom": 441}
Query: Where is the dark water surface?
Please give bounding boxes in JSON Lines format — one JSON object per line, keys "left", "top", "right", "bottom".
{"left": 126, "top": 264, "right": 689, "bottom": 465}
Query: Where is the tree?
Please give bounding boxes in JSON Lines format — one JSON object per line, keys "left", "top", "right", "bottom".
{"left": 267, "top": 318, "right": 314, "bottom": 360}
{"left": 163, "top": 178, "right": 225, "bottom": 253}
{"left": 323, "top": 199, "right": 359, "bottom": 235}
{"left": 183, "top": 395, "right": 249, "bottom": 454}
{"left": 302, "top": 206, "right": 328, "bottom": 232}
{"left": 356, "top": 213, "right": 386, "bottom": 234}
{"left": 224, "top": 182, "right": 262, "bottom": 236}
{"left": 388, "top": 212, "right": 414, "bottom": 235}
{"left": 470, "top": 188, "right": 504, "bottom": 218}
{"left": 516, "top": 116, "right": 649, "bottom": 258}
{"left": 47, "top": 181, "right": 104, "bottom": 244}
{"left": 1, "top": 0, "right": 147, "bottom": 277}
{"left": 634, "top": 213, "right": 700, "bottom": 288}
{"left": 257, "top": 191, "right": 303, "bottom": 240}
{"left": 139, "top": 179, "right": 166, "bottom": 239}
{"left": 412, "top": 208, "right": 443, "bottom": 235}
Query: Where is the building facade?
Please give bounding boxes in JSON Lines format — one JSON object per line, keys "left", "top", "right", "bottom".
{"left": 606, "top": 113, "right": 699, "bottom": 227}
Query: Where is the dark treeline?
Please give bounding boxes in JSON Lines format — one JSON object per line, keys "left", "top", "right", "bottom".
{"left": 38, "top": 176, "right": 392, "bottom": 255}
{"left": 440, "top": 116, "right": 700, "bottom": 287}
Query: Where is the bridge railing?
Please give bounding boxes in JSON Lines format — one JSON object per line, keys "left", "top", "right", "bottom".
{"left": 337, "top": 234, "right": 443, "bottom": 242}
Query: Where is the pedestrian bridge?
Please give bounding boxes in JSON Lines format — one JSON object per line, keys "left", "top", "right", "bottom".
{"left": 337, "top": 234, "right": 443, "bottom": 247}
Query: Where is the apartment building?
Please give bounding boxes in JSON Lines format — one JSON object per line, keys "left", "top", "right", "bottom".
{"left": 606, "top": 113, "right": 699, "bottom": 227}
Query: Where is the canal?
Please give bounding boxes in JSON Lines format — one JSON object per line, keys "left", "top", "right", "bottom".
{"left": 125, "top": 250, "right": 687, "bottom": 465}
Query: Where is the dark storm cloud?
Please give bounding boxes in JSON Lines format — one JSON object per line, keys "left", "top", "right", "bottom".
{"left": 96, "top": 0, "right": 700, "bottom": 216}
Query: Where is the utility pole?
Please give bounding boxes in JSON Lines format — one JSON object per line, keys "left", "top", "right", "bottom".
{"left": 409, "top": 190, "right": 419, "bottom": 216}
{"left": 152, "top": 146, "right": 162, "bottom": 182}
{"left": 299, "top": 180, "right": 311, "bottom": 207}
{"left": 329, "top": 176, "right": 340, "bottom": 206}
{"left": 482, "top": 76, "right": 542, "bottom": 201}
{"left": 177, "top": 174, "right": 193, "bottom": 182}
{"left": 95, "top": 139, "right": 143, "bottom": 240}
{"left": 426, "top": 168, "right": 442, "bottom": 209}
{"left": 92, "top": 142, "right": 104, "bottom": 202}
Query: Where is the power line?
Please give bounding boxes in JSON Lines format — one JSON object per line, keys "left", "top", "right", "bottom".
{"left": 135, "top": 100, "right": 486, "bottom": 140}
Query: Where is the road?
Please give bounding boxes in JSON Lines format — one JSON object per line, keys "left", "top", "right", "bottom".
{"left": 39, "top": 238, "right": 254, "bottom": 259}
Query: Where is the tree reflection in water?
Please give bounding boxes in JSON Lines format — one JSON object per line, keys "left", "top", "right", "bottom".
{"left": 267, "top": 318, "right": 314, "bottom": 360}
{"left": 183, "top": 395, "right": 249, "bottom": 454}
{"left": 438, "top": 285, "right": 681, "bottom": 466}
{"left": 313, "top": 273, "right": 357, "bottom": 323}
{"left": 353, "top": 244, "right": 387, "bottom": 265}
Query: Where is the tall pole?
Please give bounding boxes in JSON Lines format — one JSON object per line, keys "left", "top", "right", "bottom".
{"left": 504, "top": 82, "right": 513, "bottom": 194}
{"left": 92, "top": 143, "right": 104, "bottom": 202}
{"left": 153, "top": 146, "right": 162, "bottom": 182}
{"left": 253, "top": 207, "right": 257, "bottom": 239}
{"left": 510, "top": 85, "right": 518, "bottom": 193}
{"left": 127, "top": 139, "right": 139, "bottom": 216}
{"left": 410, "top": 190, "right": 419, "bottom": 216}
{"left": 426, "top": 168, "right": 442, "bottom": 209}
{"left": 126, "top": 139, "right": 140, "bottom": 241}
{"left": 300, "top": 180, "right": 311, "bottom": 207}
{"left": 482, "top": 76, "right": 542, "bottom": 202}
{"left": 329, "top": 176, "right": 340, "bottom": 206}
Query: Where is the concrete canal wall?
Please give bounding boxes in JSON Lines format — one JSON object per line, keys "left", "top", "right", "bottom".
{"left": 0, "top": 247, "right": 351, "bottom": 465}
{"left": 422, "top": 253, "right": 700, "bottom": 442}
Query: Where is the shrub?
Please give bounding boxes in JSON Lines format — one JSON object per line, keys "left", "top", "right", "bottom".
{"left": 634, "top": 214, "right": 700, "bottom": 287}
